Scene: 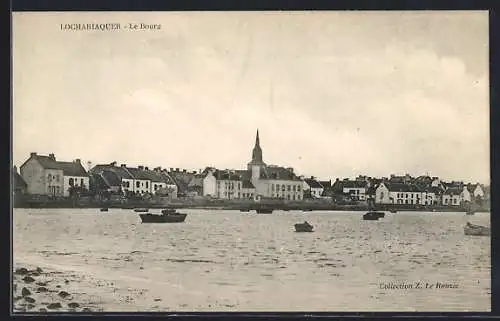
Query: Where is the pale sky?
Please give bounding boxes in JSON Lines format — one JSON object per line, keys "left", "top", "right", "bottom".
{"left": 12, "top": 11, "right": 490, "bottom": 184}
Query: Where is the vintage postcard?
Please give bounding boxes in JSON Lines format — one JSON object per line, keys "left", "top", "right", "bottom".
{"left": 12, "top": 11, "right": 490, "bottom": 313}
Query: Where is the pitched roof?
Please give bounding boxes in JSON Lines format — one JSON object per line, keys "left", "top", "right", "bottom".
{"left": 304, "top": 178, "right": 323, "bottom": 188}
{"left": 26, "top": 155, "right": 88, "bottom": 177}
{"left": 13, "top": 170, "right": 27, "bottom": 188}
{"left": 125, "top": 167, "right": 151, "bottom": 180}
{"left": 319, "top": 180, "right": 332, "bottom": 188}
{"left": 101, "top": 170, "right": 121, "bottom": 186}
{"left": 92, "top": 164, "right": 134, "bottom": 180}
{"left": 242, "top": 180, "right": 255, "bottom": 188}
{"left": 212, "top": 169, "right": 241, "bottom": 181}
{"left": 342, "top": 180, "right": 368, "bottom": 188}
{"left": 383, "top": 182, "right": 422, "bottom": 192}
{"left": 444, "top": 187, "right": 462, "bottom": 195}
{"left": 261, "top": 166, "right": 301, "bottom": 181}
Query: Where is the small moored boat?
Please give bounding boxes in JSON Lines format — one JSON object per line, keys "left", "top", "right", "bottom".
{"left": 363, "top": 211, "right": 384, "bottom": 220}
{"left": 100, "top": 208, "right": 109, "bottom": 212}
{"left": 134, "top": 208, "right": 149, "bottom": 213}
{"left": 389, "top": 209, "right": 397, "bottom": 213}
{"left": 240, "top": 209, "right": 251, "bottom": 212}
{"left": 295, "top": 221, "right": 314, "bottom": 232}
{"left": 464, "top": 222, "right": 490, "bottom": 236}
{"left": 256, "top": 208, "right": 274, "bottom": 214}
{"left": 139, "top": 211, "right": 187, "bottom": 223}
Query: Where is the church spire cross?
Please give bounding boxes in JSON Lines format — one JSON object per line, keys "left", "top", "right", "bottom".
{"left": 255, "top": 129, "right": 260, "bottom": 148}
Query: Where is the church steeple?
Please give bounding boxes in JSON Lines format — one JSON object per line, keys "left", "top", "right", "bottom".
{"left": 251, "top": 129, "right": 263, "bottom": 164}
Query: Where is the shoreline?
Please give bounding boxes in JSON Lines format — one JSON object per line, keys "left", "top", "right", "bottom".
{"left": 12, "top": 262, "right": 105, "bottom": 313}
{"left": 13, "top": 204, "right": 484, "bottom": 213}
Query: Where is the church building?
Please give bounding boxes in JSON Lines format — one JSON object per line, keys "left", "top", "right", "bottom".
{"left": 247, "top": 130, "right": 303, "bottom": 201}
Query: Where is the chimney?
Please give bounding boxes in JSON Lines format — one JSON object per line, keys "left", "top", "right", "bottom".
{"left": 49, "top": 153, "right": 56, "bottom": 161}
{"left": 30, "top": 152, "right": 37, "bottom": 157}
{"left": 138, "top": 166, "right": 144, "bottom": 170}
{"left": 336, "top": 178, "right": 339, "bottom": 182}
{"left": 169, "top": 167, "right": 174, "bottom": 172}
{"left": 121, "top": 164, "right": 126, "bottom": 167}
{"left": 74, "top": 158, "right": 81, "bottom": 164}
{"left": 110, "top": 161, "right": 117, "bottom": 167}
{"left": 310, "top": 176, "right": 314, "bottom": 180}
{"left": 176, "top": 168, "right": 180, "bottom": 172}
{"left": 183, "top": 169, "right": 186, "bottom": 173}
{"left": 144, "top": 166, "right": 149, "bottom": 171}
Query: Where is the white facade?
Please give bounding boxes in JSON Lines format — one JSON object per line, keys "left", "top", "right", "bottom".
{"left": 375, "top": 183, "right": 392, "bottom": 204}
{"left": 132, "top": 179, "right": 151, "bottom": 194}
{"left": 202, "top": 172, "right": 217, "bottom": 197}
{"left": 268, "top": 180, "right": 303, "bottom": 201}
{"left": 63, "top": 175, "right": 90, "bottom": 197}
{"left": 216, "top": 179, "right": 242, "bottom": 199}
{"left": 442, "top": 193, "right": 461, "bottom": 206}
{"left": 342, "top": 187, "right": 366, "bottom": 200}
{"left": 473, "top": 184, "right": 485, "bottom": 198}
{"left": 461, "top": 186, "right": 472, "bottom": 203}
{"left": 121, "top": 178, "right": 134, "bottom": 194}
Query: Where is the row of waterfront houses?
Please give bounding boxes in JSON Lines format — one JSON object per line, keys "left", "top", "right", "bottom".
{"left": 13, "top": 131, "right": 489, "bottom": 206}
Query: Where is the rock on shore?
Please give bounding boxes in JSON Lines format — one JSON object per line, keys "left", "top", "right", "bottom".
{"left": 12, "top": 264, "right": 102, "bottom": 313}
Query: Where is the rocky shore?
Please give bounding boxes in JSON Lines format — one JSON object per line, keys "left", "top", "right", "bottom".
{"left": 12, "top": 264, "right": 104, "bottom": 313}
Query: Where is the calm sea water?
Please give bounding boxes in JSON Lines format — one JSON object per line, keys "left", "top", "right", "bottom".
{"left": 13, "top": 208, "right": 490, "bottom": 311}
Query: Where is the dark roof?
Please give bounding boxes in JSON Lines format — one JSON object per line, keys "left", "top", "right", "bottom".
{"left": 101, "top": 170, "right": 121, "bottom": 186}
{"left": 444, "top": 187, "right": 462, "bottom": 195}
{"left": 26, "top": 155, "right": 88, "bottom": 176}
{"left": 304, "top": 178, "right": 323, "bottom": 188}
{"left": 342, "top": 180, "right": 368, "bottom": 188}
{"left": 383, "top": 182, "right": 422, "bottom": 192}
{"left": 92, "top": 165, "right": 134, "bottom": 180}
{"left": 125, "top": 167, "right": 151, "bottom": 180}
{"left": 212, "top": 169, "right": 241, "bottom": 181}
{"left": 319, "top": 180, "right": 331, "bottom": 188}
{"left": 261, "top": 166, "right": 301, "bottom": 181}
{"left": 242, "top": 180, "right": 255, "bottom": 188}
{"left": 93, "top": 173, "right": 110, "bottom": 189}
{"left": 13, "top": 170, "right": 27, "bottom": 188}
{"left": 159, "top": 171, "right": 176, "bottom": 185}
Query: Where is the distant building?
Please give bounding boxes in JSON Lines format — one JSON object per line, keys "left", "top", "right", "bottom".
{"left": 203, "top": 168, "right": 243, "bottom": 199}
{"left": 342, "top": 179, "right": 368, "bottom": 201}
{"left": 247, "top": 130, "right": 303, "bottom": 201}
{"left": 20, "top": 153, "right": 89, "bottom": 197}
{"left": 375, "top": 182, "right": 423, "bottom": 205}
{"left": 12, "top": 166, "right": 27, "bottom": 194}
{"left": 91, "top": 163, "right": 177, "bottom": 197}
{"left": 303, "top": 177, "right": 324, "bottom": 198}
{"left": 442, "top": 187, "right": 461, "bottom": 206}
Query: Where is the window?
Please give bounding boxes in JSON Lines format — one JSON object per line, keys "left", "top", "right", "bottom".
{"left": 282, "top": 185, "right": 285, "bottom": 191}
{"left": 271, "top": 184, "right": 274, "bottom": 191}
{"left": 287, "top": 185, "right": 291, "bottom": 191}
{"left": 136, "top": 181, "right": 140, "bottom": 188}
{"left": 276, "top": 184, "right": 280, "bottom": 191}
{"left": 146, "top": 182, "right": 149, "bottom": 188}
{"left": 69, "top": 178, "right": 74, "bottom": 186}
{"left": 81, "top": 178, "right": 84, "bottom": 186}
{"left": 154, "top": 185, "right": 158, "bottom": 191}
{"left": 56, "top": 175, "right": 60, "bottom": 182}
{"left": 297, "top": 185, "right": 301, "bottom": 192}
{"left": 292, "top": 194, "right": 295, "bottom": 200}
{"left": 293, "top": 185, "right": 296, "bottom": 192}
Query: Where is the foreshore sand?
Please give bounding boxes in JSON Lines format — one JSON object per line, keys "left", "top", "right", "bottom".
{"left": 12, "top": 258, "right": 240, "bottom": 313}
{"left": 12, "top": 262, "right": 107, "bottom": 313}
